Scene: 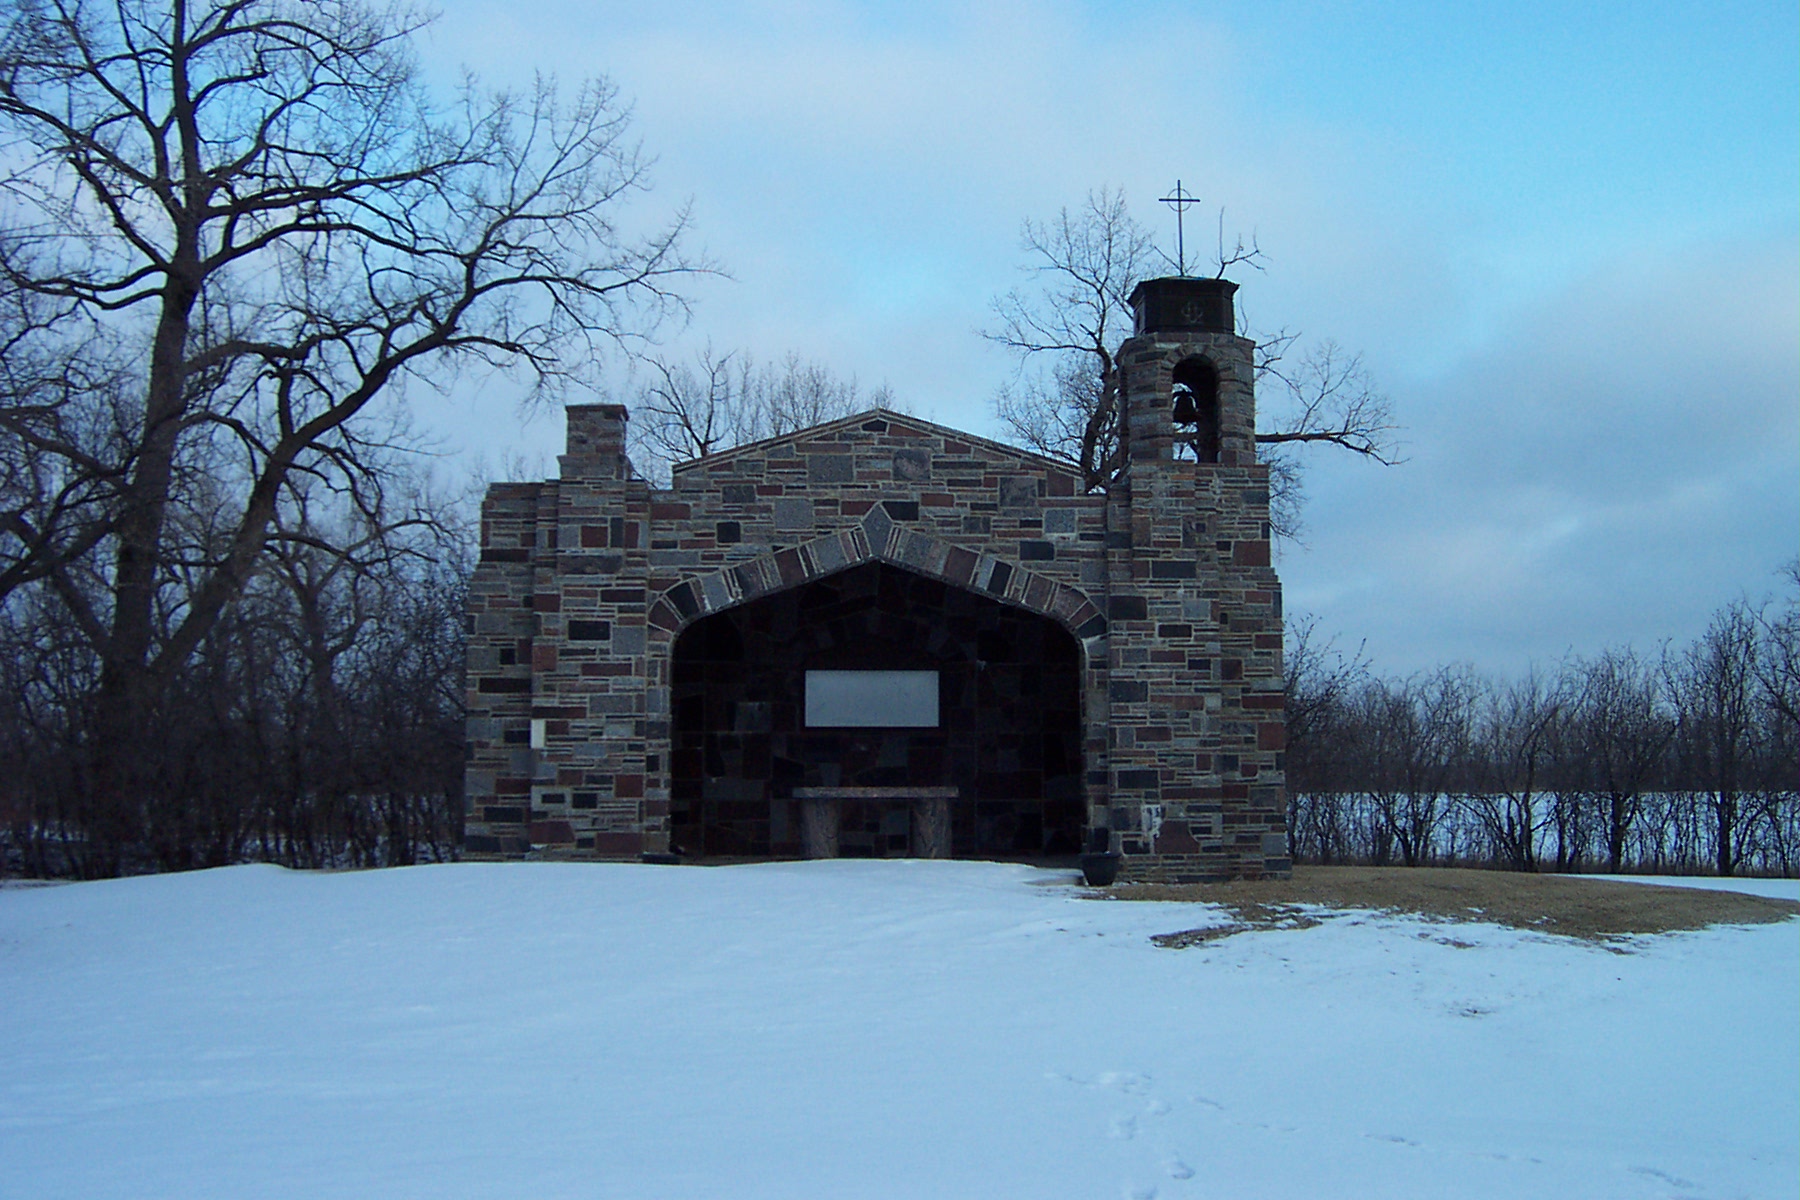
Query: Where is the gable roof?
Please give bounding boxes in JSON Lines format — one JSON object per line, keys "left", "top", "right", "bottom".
{"left": 668, "top": 408, "right": 1085, "bottom": 480}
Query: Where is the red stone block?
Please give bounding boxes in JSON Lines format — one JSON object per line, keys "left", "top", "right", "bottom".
{"left": 591, "top": 832, "right": 644, "bottom": 855}
{"left": 529, "top": 820, "right": 575, "bottom": 844}
{"left": 1154, "top": 823, "right": 1200, "bottom": 854}
{"left": 1232, "top": 540, "right": 1271, "bottom": 567}
{"left": 944, "top": 546, "right": 978, "bottom": 586}
{"left": 774, "top": 548, "right": 806, "bottom": 586}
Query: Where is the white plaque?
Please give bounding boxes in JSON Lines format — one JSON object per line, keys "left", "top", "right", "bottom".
{"left": 805, "top": 670, "right": 939, "bottom": 728}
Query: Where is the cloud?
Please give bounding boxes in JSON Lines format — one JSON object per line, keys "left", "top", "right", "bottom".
{"left": 1285, "top": 231, "right": 1799, "bottom": 674}
{"left": 417, "top": 2, "right": 1259, "bottom": 414}
{"left": 412, "top": 2, "right": 1797, "bottom": 675}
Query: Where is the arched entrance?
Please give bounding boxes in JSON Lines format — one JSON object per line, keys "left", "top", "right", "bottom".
{"left": 669, "top": 561, "right": 1084, "bottom": 860}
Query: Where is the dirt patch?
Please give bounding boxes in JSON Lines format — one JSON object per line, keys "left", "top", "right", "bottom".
{"left": 1105, "top": 866, "right": 1800, "bottom": 944}
{"left": 1149, "top": 902, "right": 1321, "bottom": 948}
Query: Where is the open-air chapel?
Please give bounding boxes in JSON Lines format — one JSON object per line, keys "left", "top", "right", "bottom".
{"left": 463, "top": 275, "right": 1289, "bottom": 882}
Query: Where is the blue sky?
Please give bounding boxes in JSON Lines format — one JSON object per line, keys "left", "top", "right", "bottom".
{"left": 419, "top": 0, "right": 1798, "bottom": 676}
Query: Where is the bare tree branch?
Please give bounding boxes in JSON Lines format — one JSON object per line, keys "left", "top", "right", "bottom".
{"left": 0, "top": 0, "right": 706, "bottom": 872}
{"left": 628, "top": 348, "right": 893, "bottom": 485}
{"left": 985, "top": 187, "right": 1401, "bottom": 534}
{"left": 1254, "top": 340, "right": 1402, "bottom": 464}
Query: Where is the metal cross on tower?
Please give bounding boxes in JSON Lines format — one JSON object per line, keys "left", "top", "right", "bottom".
{"left": 1159, "top": 180, "right": 1199, "bottom": 276}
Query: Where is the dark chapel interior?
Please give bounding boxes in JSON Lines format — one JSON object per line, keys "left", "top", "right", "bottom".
{"left": 669, "top": 561, "right": 1085, "bottom": 860}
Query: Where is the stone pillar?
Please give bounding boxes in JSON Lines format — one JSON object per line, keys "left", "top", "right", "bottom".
{"left": 910, "top": 793, "right": 952, "bottom": 859}
{"left": 800, "top": 797, "right": 841, "bottom": 859}
{"left": 462, "top": 482, "right": 547, "bottom": 858}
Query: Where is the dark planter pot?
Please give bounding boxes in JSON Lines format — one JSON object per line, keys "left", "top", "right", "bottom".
{"left": 1079, "top": 852, "right": 1121, "bottom": 887}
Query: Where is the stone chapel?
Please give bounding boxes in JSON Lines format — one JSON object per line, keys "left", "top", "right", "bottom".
{"left": 463, "top": 275, "right": 1289, "bottom": 882}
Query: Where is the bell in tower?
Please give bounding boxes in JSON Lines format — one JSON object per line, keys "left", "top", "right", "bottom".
{"left": 1170, "top": 356, "right": 1220, "bottom": 462}
{"left": 1118, "top": 275, "right": 1256, "bottom": 470}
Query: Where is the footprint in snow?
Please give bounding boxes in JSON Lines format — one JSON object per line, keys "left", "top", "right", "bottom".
{"left": 1629, "top": 1165, "right": 1699, "bottom": 1190}
{"left": 1097, "top": 1071, "right": 1153, "bottom": 1094}
{"left": 1108, "top": 1112, "right": 1138, "bottom": 1140}
{"left": 1368, "top": 1132, "right": 1421, "bottom": 1148}
{"left": 1163, "top": 1156, "right": 1195, "bottom": 1180}
{"left": 1046, "top": 1070, "right": 1153, "bottom": 1095}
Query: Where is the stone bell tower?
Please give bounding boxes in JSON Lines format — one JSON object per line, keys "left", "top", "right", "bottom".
{"left": 1099, "top": 275, "right": 1289, "bottom": 880}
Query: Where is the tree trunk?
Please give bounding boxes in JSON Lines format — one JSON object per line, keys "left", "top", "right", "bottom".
{"left": 1715, "top": 791, "right": 1737, "bottom": 876}
{"left": 1607, "top": 792, "right": 1630, "bottom": 873}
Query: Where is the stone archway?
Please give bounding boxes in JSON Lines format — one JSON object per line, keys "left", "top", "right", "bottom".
{"left": 667, "top": 559, "right": 1087, "bottom": 861}
{"left": 641, "top": 505, "right": 1111, "bottom": 863}
{"left": 647, "top": 505, "right": 1109, "bottom": 646}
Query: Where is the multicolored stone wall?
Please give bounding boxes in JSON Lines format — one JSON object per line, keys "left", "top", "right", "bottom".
{"left": 1103, "top": 308, "right": 1287, "bottom": 879}
{"left": 464, "top": 279, "right": 1288, "bottom": 881}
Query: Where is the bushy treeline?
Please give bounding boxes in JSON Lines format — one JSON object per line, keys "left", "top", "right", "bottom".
{"left": 0, "top": 532, "right": 468, "bottom": 879}
{"left": 0, "top": 0, "right": 692, "bottom": 880}
{"left": 1285, "top": 584, "right": 1800, "bottom": 876}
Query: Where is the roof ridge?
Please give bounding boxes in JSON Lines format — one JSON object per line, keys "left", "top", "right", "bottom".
{"left": 670, "top": 407, "right": 1084, "bottom": 477}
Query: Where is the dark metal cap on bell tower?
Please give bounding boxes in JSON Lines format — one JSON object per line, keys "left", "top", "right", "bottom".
{"left": 1128, "top": 276, "right": 1238, "bottom": 337}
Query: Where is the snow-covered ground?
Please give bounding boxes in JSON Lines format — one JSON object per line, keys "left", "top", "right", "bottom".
{"left": 1597, "top": 873, "right": 1800, "bottom": 900}
{"left": 2, "top": 861, "right": 1794, "bottom": 1199}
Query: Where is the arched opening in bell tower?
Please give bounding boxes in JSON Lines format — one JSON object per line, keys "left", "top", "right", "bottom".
{"left": 1171, "top": 356, "right": 1221, "bottom": 463}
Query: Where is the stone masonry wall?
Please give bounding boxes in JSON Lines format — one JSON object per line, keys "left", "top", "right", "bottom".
{"left": 465, "top": 283, "right": 1288, "bottom": 881}
{"left": 1105, "top": 318, "right": 1288, "bottom": 879}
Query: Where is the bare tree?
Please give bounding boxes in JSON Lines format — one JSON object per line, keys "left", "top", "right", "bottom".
{"left": 1282, "top": 614, "right": 1368, "bottom": 862}
{"left": 1468, "top": 669, "right": 1566, "bottom": 871}
{"left": 0, "top": 0, "right": 699, "bottom": 873}
{"left": 1754, "top": 561, "right": 1799, "bottom": 727}
{"left": 629, "top": 348, "right": 893, "bottom": 484}
{"left": 988, "top": 187, "right": 1153, "bottom": 492}
{"left": 985, "top": 187, "right": 1399, "bottom": 532}
{"left": 1566, "top": 647, "right": 1673, "bottom": 873}
{"left": 1668, "top": 602, "right": 1760, "bottom": 876}
{"left": 632, "top": 346, "right": 748, "bottom": 468}
{"left": 1353, "top": 667, "right": 1478, "bottom": 867}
